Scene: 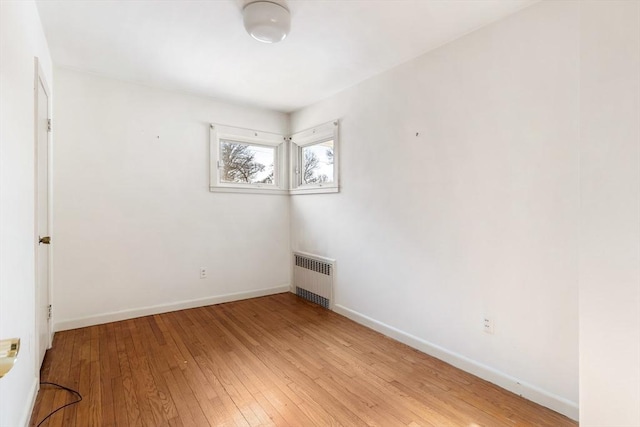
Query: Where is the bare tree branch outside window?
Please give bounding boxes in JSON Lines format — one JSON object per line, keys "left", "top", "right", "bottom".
{"left": 221, "top": 141, "right": 273, "bottom": 184}
{"left": 303, "top": 144, "right": 333, "bottom": 184}
{"left": 326, "top": 148, "right": 334, "bottom": 165}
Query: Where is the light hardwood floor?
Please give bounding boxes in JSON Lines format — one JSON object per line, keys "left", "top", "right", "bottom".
{"left": 31, "top": 293, "right": 577, "bottom": 426}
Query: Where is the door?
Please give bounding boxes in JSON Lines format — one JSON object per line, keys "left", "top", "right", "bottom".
{"left": 35, "top": 59, "right": 51, "bottom": 368}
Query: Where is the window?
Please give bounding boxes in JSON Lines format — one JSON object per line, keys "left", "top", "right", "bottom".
{"left": 210, "top": 124, "right": 287, "bottom": 194}
{"left": 210, "top": 121, "right": 339, "bottom": 195}
{"left": 290, "top": 120, "right": 339, "bottom": 194}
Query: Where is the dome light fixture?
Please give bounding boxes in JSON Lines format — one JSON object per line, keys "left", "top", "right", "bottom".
{"left": 243, "top": 1, "right": 290, "bottom": 44}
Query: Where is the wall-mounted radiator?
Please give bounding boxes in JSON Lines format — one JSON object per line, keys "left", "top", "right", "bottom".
{"left": 293, "top": 252, "right": 334, "bottom": 309}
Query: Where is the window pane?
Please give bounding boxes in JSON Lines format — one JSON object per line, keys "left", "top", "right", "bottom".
{"left": 220, "top": 140, "right": 275, "bottom": 184}
{"left": 302, "top": 140, "right": 334, "bottom": 185}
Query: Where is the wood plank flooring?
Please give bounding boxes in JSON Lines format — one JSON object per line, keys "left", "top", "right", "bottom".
{"left": 31, "top": 293, "right": 577, "bottom": 426}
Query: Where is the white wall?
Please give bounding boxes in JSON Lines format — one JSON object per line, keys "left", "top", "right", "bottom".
{"left": 53, "top": 68, "right": 291, "bottom": 330}
{"left": 291, "top": 1, "right": 580, "bottom": 418}
{"left": 579, "top": 1, "right": 640, "bottom": 425}
{"left": 0, "top": 1, "right": 53, "bottom": 426}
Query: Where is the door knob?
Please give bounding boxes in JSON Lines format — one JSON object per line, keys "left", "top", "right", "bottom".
{"left": 39, "top": 236, "right": 51, "bottom": 245}
{"left": 0, "top": 338, "right": 20, "bottom": 378}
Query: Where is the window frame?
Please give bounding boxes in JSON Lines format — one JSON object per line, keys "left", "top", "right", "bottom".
{"left": 289, "top": 120, "right": 340, "bottom": 195}
{"left": 210, "top": 124, "right": 288, "bottom": 195}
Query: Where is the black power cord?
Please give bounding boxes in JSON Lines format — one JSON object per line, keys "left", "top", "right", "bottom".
{"left": 36, "top": 381, "right": 82, "bottom": 426}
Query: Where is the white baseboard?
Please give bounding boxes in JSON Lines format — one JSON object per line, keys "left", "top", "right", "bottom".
{"left": 333, "top": 304, "right": 579, "bottom": 421}
{"left": 20, "top": 376, "right": 39, "bottom": 427}
{"left": 55, "top": 285, "right": 290, "bottom": 332}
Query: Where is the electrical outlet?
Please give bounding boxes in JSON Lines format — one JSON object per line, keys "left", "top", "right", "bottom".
{"left": 483, "top": 317, "right": 494, "bottom": 334}
{"left": 200, "top": 267, "right": 207, "bottom": 279}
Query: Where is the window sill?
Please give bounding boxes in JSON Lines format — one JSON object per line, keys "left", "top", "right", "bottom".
{"left": 289, "top": 187, "right": 339, "bottom": 195}
{"left": 209, "top": 186, "right": 289, "bottom": 195}
{"left": 210, "top": 186, "right": 339, "bottom": 195}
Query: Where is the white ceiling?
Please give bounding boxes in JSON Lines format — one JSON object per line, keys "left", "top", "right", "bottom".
{"left": 36, "top": 0, "right": 535, "bottom": 112}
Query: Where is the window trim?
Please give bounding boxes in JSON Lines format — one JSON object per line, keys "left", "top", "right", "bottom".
{"left": 210, "top": 124, "right": 288, "bottom": 195}
{"left": 289, "top": 120, "right": 339, "bottom": 195}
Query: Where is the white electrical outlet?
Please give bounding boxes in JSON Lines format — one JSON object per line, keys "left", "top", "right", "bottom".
{"left": 200, "top": 267, "right": 207, "bottom": 279}
{"left": 483, "top": 317, "right": 494, "bottom": 334}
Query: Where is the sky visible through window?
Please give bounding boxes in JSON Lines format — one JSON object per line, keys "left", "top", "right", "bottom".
{"left": 251, "top": 146, "right": 274, "bottom": 182}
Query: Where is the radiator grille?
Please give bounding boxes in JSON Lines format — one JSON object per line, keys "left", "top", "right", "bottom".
{"left": 294, "top": 254, "right": 332, "bottom": 276}
{"left": 293, "top": 252, "right": 334, "bottom": 310}
{"left": 296, "top": 287, "right": 330, "bottom": 309}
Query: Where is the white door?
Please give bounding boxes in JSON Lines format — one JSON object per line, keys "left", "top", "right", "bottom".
{"left": 36, "top": 61, "right": 51, "bottom": 368}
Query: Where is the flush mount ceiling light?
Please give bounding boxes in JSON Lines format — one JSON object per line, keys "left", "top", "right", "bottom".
{"left": 243, "top": 1, "right": 291, "bottom": 44}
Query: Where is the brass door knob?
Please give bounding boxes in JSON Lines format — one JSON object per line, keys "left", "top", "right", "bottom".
{"left": 0, "top": 338, "right": 20, "bottom": 378}
{"left": 39, "top": 236, "right": 51, "bottom": 245}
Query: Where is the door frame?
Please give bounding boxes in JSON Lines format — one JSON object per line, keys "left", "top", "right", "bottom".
{"left": 34, "top": 56, "right": 53, "bottom": 371}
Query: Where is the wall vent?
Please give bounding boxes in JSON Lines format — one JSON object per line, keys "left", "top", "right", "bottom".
{"left": 293, "top": 252, "right": 334, "bottom": 309}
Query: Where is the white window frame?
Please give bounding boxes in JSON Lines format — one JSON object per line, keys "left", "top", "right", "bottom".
{"left": 290, "top": 120, "right": 339, "bottom": 195}
{"left": 210, "top": 124, "right": 288, "bottom": 194}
